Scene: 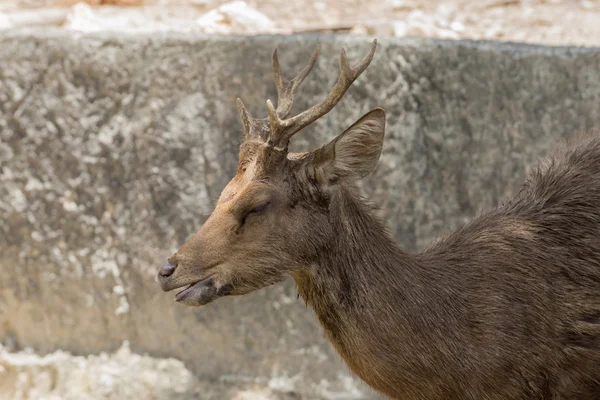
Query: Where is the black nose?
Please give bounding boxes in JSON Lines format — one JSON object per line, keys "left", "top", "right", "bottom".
{"left": 159, "top": 261, "right": 177, "bottom": 277}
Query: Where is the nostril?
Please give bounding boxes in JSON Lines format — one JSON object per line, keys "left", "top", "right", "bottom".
{"left": 159, "top": 262, "right": 177, "bottom": 277}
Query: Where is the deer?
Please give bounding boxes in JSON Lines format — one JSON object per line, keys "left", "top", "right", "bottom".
{"left": 157, "top": 40, "right": 600, "bottom": 399}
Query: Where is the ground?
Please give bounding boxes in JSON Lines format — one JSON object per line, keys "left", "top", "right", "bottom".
{"left": 0, "top": 342, "right": 311, "bottom": 400}
{"left": 0, "top": 0, "right": 598, "bottom": 47}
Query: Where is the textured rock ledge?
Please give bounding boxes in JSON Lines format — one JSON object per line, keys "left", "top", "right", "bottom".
{"left": 1, "top": 29, "right": 599, "bottom": 399}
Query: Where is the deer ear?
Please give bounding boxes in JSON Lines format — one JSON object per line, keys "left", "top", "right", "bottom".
{"left": 311, "top": 108, "right": 385, "bottom": 186}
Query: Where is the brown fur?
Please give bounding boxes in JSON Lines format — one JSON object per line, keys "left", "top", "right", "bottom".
{"left": 158, "top": 44, "right": 600, "bottom": 399}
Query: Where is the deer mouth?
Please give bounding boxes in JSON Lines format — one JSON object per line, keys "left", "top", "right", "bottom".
{"left": 174, "top": 275, "right": 218, "bottom": 306}
{"left": 174, "top": 275, "right": 234, "bottom": 307}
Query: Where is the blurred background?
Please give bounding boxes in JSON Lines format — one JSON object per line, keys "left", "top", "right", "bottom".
{"left": 0, "top": 0, "right": 598, "bottom": 45}
{"left": 0, "top": 1, "right": 599, "bottom": 399}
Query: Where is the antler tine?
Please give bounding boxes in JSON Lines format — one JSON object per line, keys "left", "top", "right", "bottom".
{"left": 266, "top": 98, "right": 280, "bottom": 142}
{"left": 267, "top": 39, "right": 378, "bottom": 149}
{"left": 271, "top": 44, "right": 320, "bottom": 119}
{"left": 237, "top": 97, "right": 260, "bottom": 140}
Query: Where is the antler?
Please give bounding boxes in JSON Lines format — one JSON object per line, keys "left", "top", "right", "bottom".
{"left": 266, "top": 39, "right": 377, "bottom": 149}
{"left": 237, "top": 40, "right": 377, "bottom": 150}
{"left": 271, "top": 45, "right": 320, "bottom": 120}
{"left": 237, "top": 45, "right": 320, "bottom": 141}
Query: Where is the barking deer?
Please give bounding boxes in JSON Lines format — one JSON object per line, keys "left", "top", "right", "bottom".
{"left": 158, "top": 40, "right": 600, "bottom": 399}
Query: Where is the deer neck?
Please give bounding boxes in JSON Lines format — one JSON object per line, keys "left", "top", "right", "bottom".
{"left": 293, "top": 186, "right": 434, "bottom": 338}
{"left": 292, "top": 187, "right": 447, "bottom": 395}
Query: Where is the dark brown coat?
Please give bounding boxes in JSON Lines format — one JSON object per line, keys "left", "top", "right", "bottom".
{"left": 295, "top": 133, "right": 600, "bottom": 399}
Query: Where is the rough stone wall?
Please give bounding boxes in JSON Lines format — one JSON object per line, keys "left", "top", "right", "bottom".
{"left": 0, "top": 30, "right": 599, "bottom": 398}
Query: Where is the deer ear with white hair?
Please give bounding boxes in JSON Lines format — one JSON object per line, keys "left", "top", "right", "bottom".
{"left": 310, "top": 108, "right": 386, "bottom": 186}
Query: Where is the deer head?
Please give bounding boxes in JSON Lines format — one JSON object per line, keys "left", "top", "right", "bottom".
{"left": 158, "top": 40, "right": 385, "bottom": 306}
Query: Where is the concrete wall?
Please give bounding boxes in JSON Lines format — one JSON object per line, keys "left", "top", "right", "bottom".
{"left": 1, "top": 29, "right": 599, "bottom": 398}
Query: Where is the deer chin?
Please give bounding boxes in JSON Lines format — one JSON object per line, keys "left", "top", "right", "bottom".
{"left": 175, "top": 276, "right": 232, "bottom": 307}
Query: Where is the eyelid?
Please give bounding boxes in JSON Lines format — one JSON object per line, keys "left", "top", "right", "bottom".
{"left": 239, "top": 200, "right": 271, "bottom": 227}
{"left": 249, "top": 200, "right": 270, "bottom": 214}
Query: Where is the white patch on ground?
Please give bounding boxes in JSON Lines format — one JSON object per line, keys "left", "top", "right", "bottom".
{"left": 0, "top": 341, "right": 196, "bottom": 400}
{"left": 195, "top": 1, "right": 276, "bottom": 34}
{"left": 316, "top": 373, "right": 368, "bottom": 400}
{"left": 59, "top": 1, "right": 276, "bottom": 34}
{"left": 232, "top": 388, "right": 275, "bottom": 400}
{"left": 64, "top": 2, "right": 167, "bottom": 33}
{"left": 268, "top": 375, "right": 298, "bottom": 393}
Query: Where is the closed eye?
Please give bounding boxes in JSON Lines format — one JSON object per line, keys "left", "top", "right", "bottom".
{"left": 241, "top": 201, "right": 271, "bottom": 226}
{"left": 250, "top": 201, "right": 270, "bottom": 214}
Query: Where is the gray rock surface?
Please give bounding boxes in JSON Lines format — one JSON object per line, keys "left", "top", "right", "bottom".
{"left": 1, "top": 29, "right": 599, "bottom": 399}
